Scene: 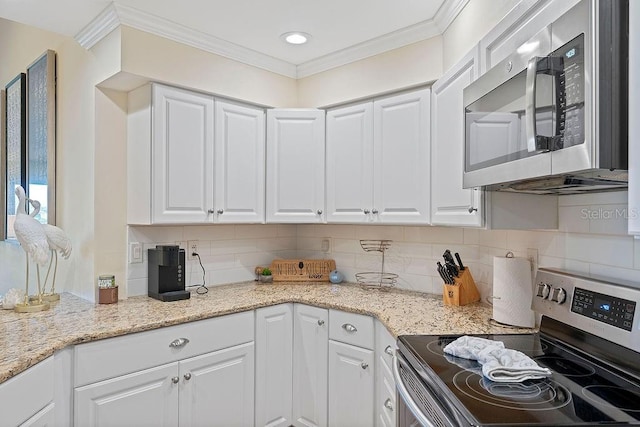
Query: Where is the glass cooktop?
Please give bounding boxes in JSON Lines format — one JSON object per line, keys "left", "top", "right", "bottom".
{"left": 398, "top": 332, "right": 640, "bottom": 426}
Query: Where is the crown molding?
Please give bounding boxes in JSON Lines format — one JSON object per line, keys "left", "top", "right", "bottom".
{"left": 74, "top": 4, "right": 120, "bottom": 49}
{"left": 435, "top": 0, "right": 470, "bottom": 33}
{"left": 75, "top": 0, "right": 468, "bottom": 79}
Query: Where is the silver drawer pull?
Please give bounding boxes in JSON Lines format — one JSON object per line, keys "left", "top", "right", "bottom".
{"left": 317, "top": 319, "right": 325, "bottom": 326}
{"left": 384, "top": 398, "right": 394, "bottom": 411}
{"left": 184, "top": 373, "right": 192, "bottom": 381}
{"left": 342, "top": 323, "right": 357, "bottom": 333}
{"left": 384, "top": 345, "right": 394, "bottom": 356}
{"left": 361, "top": 362, "right": 368, "bottom": 370}
{"left": 169, "top": 338, "right": 190, "bottom": 348}
{"left": 171, "top": 376, "right": 179, "bottom": 384}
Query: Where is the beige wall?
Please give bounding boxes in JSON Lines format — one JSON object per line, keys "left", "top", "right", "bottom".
{"left": 297, "top": 37, "right": 443, "bottom": 108}
{"left": 442, "top": 0, "right": 518, "bottom": 72}
{"left": 119, "top": 27, "right": 297, "bottom": 107}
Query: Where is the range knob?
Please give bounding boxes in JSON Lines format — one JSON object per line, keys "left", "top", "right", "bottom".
{"left": 536, "top": 283, "right": 551, "bottom": 299}
{"left": 551, "top": 287, "right": 567, "bottom": 304}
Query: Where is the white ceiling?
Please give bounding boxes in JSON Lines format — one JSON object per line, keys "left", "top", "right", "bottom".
{"left": 0, "top": 0, "right": 466, "bottom": 77}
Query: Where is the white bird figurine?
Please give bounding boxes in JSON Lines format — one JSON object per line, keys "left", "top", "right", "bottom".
{"left": 13, "top": 186, "right": 50, "bottom": 307}
{"left": 28, "top": 199, "right": 72, "bottom": 297}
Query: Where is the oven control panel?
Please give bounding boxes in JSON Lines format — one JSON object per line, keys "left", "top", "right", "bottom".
{"left": 532, "top": 268, "right": 640, "bottom": 354}
{"left": 571, "top": 288, "right": 636, "bottom": 331}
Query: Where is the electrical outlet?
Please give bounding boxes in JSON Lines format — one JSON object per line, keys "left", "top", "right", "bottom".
{"left": 188, "top": 240, "right": 199, "bottom": 260}
{"left": 527, "top": 248, "right": 538, "bottom": 274}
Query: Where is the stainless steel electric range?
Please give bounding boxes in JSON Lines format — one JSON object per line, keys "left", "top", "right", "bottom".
{"left": 394, "top": 268, "right": 640, "bottom": 426}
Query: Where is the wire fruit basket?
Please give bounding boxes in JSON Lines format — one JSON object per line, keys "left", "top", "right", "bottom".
{"left": 356, "top": 240, "right": 397, "bottom": 290}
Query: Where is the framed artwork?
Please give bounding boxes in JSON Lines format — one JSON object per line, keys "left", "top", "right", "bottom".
{"left": 27, "top": 50, "right": 56, "bottom": 225}
{"left": 4, "top": 73, "right": 26, "bottom": 240}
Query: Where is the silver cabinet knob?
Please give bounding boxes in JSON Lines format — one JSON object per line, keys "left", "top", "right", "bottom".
{"left": 171, "top": 376, "right": 180, "bottom": 384}
{"left": 363, "top": 209, "right": 370, "bottom": 214}
{"left": 317, "top": 319, "right": 325, "bottom": 326}
{"left": 342, "top": 323, "right": 357, "bottom": 333}
{"left": 217, "top": 209, "right": 224, "bottom": 214}
{"left": 372, "top": 209, "right": 379, "bottom": 214}
{"left": 169, "top": 338, "right": 190, "bottom": 348}
{"left": 468, "top": 206, "right": 478, "bottom": 213}
{"left": 361, "top": 362, "right": 368, "bottom": 370}
{"left": 183, "top": 373, "right": 192, "bottom": 381}
{"left": 207, "top": 209, "right": 215, "bottom": 214}
{"left": 317, "top": 209, "right": 323, "bottom": 215}
{"left": 384, "top": 398, "right": 394, "bottom": 411}
{"left": 384, "top": 345, "right": 394, "bottom": 356}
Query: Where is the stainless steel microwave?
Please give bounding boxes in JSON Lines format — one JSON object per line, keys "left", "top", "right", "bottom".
{"left": 463, "top": 0, "right": 628, "bottom": 194}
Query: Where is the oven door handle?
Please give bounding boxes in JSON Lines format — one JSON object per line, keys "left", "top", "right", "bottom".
{"left": 393, "top": 352, "right": 436, "bottom": 427}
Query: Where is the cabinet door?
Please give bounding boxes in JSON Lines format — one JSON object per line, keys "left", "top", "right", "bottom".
{"left": 214, "top": 100, "right": 265, "bottom": 223}
{"left": 179, "top": 342, "right": 255, "bottom": 427}
{"left": 479, "top": 0, "right": 581, "bottom": 73}
{"left": 326, "top": 103, "right": 374, "bottom": 223}
{"left": 431, "top": 47, "right": 483, "bottom": 227}
{"left": 266, "top": 109, "right": 325, "bottom": 223}
{"left": 373, "top": 89, "right": 430, "bottom": 224}
{"left": 75, "top": 363, "right": 179, "bottom": 427}
{"left": 20, "top": 403, "right": 54, "bottom": 427}
{"left": 328, "top": 341, "right": 374, "bottom": 427}
{"left": 152, "top": 84, "right": 214, "bottom": 223}
{"left": 293, "top": 304, "right": 329, "bottom": 427}
{"left": 255, "top": 304, "right": 293, "bottom": 427}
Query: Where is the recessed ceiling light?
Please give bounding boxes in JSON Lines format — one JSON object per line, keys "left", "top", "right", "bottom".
{"left": 281, "top": 32, "right": 311, "bottom": 45}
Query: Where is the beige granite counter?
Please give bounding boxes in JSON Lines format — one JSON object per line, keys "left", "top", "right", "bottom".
{"left": 0, "top": 282, "right": 533, "bottom": 383}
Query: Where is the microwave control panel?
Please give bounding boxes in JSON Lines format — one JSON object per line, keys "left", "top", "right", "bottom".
{"left": 555, "top": 33, "right": 585, "bottom": 148}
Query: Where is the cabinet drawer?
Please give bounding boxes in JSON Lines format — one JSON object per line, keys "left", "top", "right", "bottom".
{"left": 329, "top": 310, "right": 374, "bottom": 349}
{"left": 75, "top": 311, "right": 254, "bottom": 387}
{"left": 375, "top": 321, "right": 397, "bottom": 371}
{"left": 0, "top": 357, "right": 54, "bottom": 427}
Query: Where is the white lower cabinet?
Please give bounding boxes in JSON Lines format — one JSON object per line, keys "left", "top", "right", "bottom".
{"left": 375, "top": 322, "right": 397, "bottom": 427}
{"left": 73, "top": 312, "right": 255, "bottom": 427}
{"left": 180, "top": 343, "right": 255, "bottom": 427}
{"left": 75, "top": 363, "right": 179, "bottom": 427}
{"left": 0, "top": 356, "right": 55, "bottom": 427}
{"left": 255, "top": 304, "right": 294, "bottom": 427}
{"left": 328, "top": 340, "right": 375, "bottom": 427}
{"left": 292, "top": 304, "right": 329, "bottom": 427}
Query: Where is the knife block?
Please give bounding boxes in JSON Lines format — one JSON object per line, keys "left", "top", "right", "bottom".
{"left": 443, "top": 268, "right": 481, "bottom": 306}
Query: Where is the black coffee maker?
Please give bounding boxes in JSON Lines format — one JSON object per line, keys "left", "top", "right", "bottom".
{"left": 148, "top": 245, "right": 190, "bottom": 301}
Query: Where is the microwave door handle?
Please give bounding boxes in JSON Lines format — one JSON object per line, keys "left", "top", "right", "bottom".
{"left": 526, "top": 56, "right": 549, "bottom": 153}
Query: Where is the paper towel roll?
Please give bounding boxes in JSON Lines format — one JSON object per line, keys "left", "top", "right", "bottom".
{"left": 492, "top": 255, "right": 535, "bottom": 328}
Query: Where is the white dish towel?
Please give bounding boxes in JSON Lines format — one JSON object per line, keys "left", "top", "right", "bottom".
{"left": 443, "top": 336, "right": 552, "bottom": 383}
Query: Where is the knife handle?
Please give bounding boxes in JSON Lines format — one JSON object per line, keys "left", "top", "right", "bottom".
{"left": 455, "top": 252, "right": 465, "bottom": 270}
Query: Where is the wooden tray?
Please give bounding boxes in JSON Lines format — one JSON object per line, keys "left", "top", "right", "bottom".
{"left": 270, "top": 259, "right": 336, "bottom": 282}
{"left": 442, "top": 268, "right": 481, "bottom": 306}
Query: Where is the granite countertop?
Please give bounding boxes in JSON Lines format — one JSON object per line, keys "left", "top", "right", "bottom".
{"left": 0, "top": 281, "right": 533, "bottom": 383}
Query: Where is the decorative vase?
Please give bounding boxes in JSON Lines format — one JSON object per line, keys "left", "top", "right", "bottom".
{"left": 329, "top": 270, "right": 344, "bottom": 284}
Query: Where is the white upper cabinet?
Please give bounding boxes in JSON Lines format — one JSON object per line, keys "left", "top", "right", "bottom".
{"left": 214, "top": 100, "right": 265, "bottom": 223}
{"left": 372, "top": 89, "right": 431, "bottom": 224}
{"left": 431, "top": 47, "right": 483, "bottom": 227}
{"left": 479, "top": 0, "right": 581, "bottom": 73}
{"left": 326, "top": 103, "right": 374, "bottom": 223}
{"left": 266, "top": 109, "right": 326, "bottom": 223}
{"left": 127, "top": 84, "right": 266, "bottom": 224}
{"left": 152, "top": 84, "right": 215, "bottom": 223}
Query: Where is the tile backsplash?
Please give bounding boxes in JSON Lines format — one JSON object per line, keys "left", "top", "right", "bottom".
{"left": 127, "top": 192, "right": 640, "bottom": 298}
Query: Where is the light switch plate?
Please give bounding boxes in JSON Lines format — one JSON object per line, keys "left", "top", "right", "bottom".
{"left": 129, "top": 242, "right": 142, "bottom": 264}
